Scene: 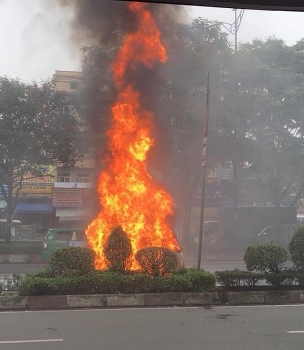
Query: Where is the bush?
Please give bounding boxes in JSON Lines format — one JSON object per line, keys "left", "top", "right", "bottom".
{"left": 19, "top": 268, "right": 216, "bottom": 296}
{"left": 215, "top": 269, "right": 304, "bottom": 289}
{"left": 215, "top": 270, "right": 265, "bottom": 288}
{"left": 49, "top": 247, "right": 95, "bottom": 277}
{"left": 289, "top": 227, "right": 304, "bottom": 271}
{"left": 104, "top": 226, "right": 132, "bottom": 273}
{"left": 244, "top": 243, "right": 288, "bottom": 273}
{"left": 135, "top": 247, "right": 178, "bottom": 277}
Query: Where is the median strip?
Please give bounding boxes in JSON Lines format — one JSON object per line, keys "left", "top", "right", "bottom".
{"left": 0, "top": 339, "right": 64, "bottom": 344}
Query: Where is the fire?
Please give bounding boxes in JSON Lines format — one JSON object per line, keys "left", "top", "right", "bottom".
{"left": 86, "top": 2, "right": 180, "bottom": 270}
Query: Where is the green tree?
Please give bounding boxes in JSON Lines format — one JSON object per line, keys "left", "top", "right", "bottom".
{"left": 237, "top": 39, "right": 304, "bottom": 207}
{"left": 0, "top": 77, "right": 82, "bottom": 242}
{"left": 104, "top": 226, "right": 132, "bottom": 272}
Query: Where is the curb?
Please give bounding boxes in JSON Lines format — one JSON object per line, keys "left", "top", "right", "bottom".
{"left": 0, "top": 290, "right": 304, "bottom": 310}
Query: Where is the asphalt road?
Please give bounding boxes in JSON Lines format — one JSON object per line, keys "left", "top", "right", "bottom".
{"left": 0, "top": 264, "right": 48, "bottom": 275}
{"left": 0, "top": 261, "right": 246, "bottom": 275}
{"left": 0, "top": 306, "right": 303, "bottom": 349}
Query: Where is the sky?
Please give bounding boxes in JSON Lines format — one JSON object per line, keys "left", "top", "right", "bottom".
{"left": 0, "top": 0, "right": 304, "bottom": 82}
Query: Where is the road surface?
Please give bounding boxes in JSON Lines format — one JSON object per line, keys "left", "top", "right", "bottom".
{"left": 0, "top": 306, "right": 303, "bottom": 349}
{"left": 0, "top": 264, "right": 48, "bottom": 275}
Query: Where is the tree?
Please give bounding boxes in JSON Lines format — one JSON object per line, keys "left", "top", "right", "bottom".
{"left": 0, "top": 77, "right": 82, "bottom": 242}
{"left": 236, "top": 39, "right": 304, "bottom": 207}
{"left": 104, "top": 226, "right": 132, "bottom": 272}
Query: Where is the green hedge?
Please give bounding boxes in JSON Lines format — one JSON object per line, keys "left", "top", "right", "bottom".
{"left": 0, "top": 241, "right": 43, "bottom": 254}
{"left": 19, "top": 269, "right": 216, "bottom": 296}
{"left": 215, "top": 270, "right": 304, "bottom": 289}
{"left": 49, "top": 247, "right": 95, "bottom": 277}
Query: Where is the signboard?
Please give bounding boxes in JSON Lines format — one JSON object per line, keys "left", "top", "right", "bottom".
{"left": 191, "top": 207, "right": 218, "bottom": 217}
{"left": 23, "top": 165, "right": 56, "bottom": 183}
{"left": 17, "top": 182, "right": 53, "bottom": 198}
{"left": 52, "top": 188, "right": 82, "bottom": 207}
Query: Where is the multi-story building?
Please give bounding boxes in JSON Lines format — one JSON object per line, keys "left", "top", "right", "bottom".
{"left": 52, "top": 70, "right": 98, "bottom": 228}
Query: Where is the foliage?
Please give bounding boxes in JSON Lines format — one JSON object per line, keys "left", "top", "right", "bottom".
{"left": 289, "top": 227, "right": 304, "bottom": 271}
{"left": 215, "top": 269, "right": 304, "bottom": 289}
{"left": 19, "top": 269, "right": 216, "bottom": 296}
{"left": 135, "top": 247, "right": 178, "bottom": 277}
{"left": 244, "top": 243, "right": 288, "bottom": 273}
{"left": 104, "top": 226, "right": 132, "bottom": 273}
{"left": 215, "top": 270, "right": 265, "bottom": 288}
{"left": 0, "top": 77, "right": 83, "bottom": 242}
{"left": 49, "top": 247, "right": 95, "bottom": 277}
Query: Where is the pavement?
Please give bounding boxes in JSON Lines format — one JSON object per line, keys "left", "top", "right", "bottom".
{"left": 0, "top": 306, "right": 303, "bottom": 349}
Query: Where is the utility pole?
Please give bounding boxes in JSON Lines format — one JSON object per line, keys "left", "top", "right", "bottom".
{"left": 222, "top": 10, "right": 245, "bottom": 209}
{"left": 197, "top": 73, "right": 210, "bottom": 270}
{"left": 222, "top": 9, "right": 245, "bottom": 52}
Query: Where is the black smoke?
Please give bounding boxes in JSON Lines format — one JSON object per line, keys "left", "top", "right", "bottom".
{"left": 53, "top": 0, "right": 189, "bottom": 185}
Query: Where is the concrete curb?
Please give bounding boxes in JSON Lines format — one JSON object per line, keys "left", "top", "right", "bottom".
{"left": 225, "top": 290, "right": 304, "bottom": 305}
{"left": 0, "top": 290, "right": 304, "bottom": 310}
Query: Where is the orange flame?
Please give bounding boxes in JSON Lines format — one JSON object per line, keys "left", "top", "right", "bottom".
{"left": 86, "top": 2, "right": 180, "bottom": 270}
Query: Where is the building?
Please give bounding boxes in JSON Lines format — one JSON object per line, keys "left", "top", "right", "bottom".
{"left": 52, "top": 70, "right": 98, "bottom": 228}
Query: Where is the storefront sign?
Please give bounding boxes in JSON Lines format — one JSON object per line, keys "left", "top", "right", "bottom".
{"left": 52, "top": 188, "right": 82, "bottom": 207}
{"left": 17, "top": 182, "right": 53, "bottom": 197}
{"left": 18, "top": 165, "right": 56, "bottom": 183}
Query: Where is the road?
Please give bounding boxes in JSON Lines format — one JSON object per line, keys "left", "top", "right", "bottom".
{"left": 0, "top": 261, "right": 246, "bottom": 275}
{"left": 0, "top": 264, "right": 48, "bottom": 275}
{"left": 0, "top": 306, "right": 303, "bottom": 349}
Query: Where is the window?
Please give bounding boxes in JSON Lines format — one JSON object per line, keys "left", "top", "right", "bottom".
{"left": 76, "top": 231, "right": 86, "bottom": 241}
{"left": 76, "top": 173, "right": 90, "bottom": 183}
{"left": 57, "top": 172, "right": 71, "bottom": 182}
{"left": 54, "top": 231, "right": 73, "bottom": 241}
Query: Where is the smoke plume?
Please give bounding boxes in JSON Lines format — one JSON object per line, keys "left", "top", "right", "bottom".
{"left": 54, "top": 0, "right": 189, "bottom": 47}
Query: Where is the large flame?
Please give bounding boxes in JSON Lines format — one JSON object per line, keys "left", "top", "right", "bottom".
{"left": 86, "top": 2, "right": 180, "bottom": 270}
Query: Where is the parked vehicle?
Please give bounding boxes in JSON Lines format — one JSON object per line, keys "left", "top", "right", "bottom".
{"left": 42, "top": 228, "right": 87, "bottom": 261}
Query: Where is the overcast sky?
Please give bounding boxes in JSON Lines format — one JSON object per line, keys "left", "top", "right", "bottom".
{"left": 0, "top": 0, "right": 304, "bottom": 82}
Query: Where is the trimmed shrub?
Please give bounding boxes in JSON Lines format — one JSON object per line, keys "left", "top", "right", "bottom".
{"left": 244, "top": 243, "right": 288, "bottom": 273}
{"left": 289, "top": 227, "right": 304, "bottom": 271}
{"left": 135, "top": 247, "right": 178, "bottom": 277}
{"left": 49, "top": 247, "right": 95, "bottom": 277}
{"left": 19, "top": 276, "right": 54, "bottom": 296}
{"left": 215, "top": 270, "right": 265, "bottom": 288}
{"left": 215, "top": 269, "right": 304, "bottom": 289}
{"left": 18, "top": 268, "right": 216, "bottom": 296}
{"left": 175, "top": 268, "right": 216, "bottom": 292}
{"left": 104, "top": 226, "right": 132, "bottom": 273}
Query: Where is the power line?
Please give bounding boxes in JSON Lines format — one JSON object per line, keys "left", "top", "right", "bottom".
{"left": 221, "top": 9, "right": 245, "bottom": 51}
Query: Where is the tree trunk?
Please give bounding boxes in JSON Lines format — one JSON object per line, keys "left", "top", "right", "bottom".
{"left": 5, "top": 181, "right": 14, "bottom": 244}
{"left": 232, "top": 156, "right": 238, "bottom": 209}
{"left": 5, "top": 213, "right": 12, "bottom": 244}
